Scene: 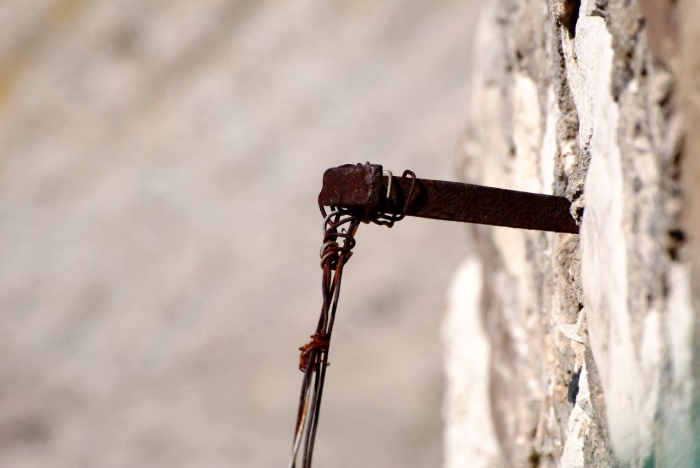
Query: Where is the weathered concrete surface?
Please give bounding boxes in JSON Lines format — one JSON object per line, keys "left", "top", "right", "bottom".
{"left": 679, "top": 1, "right": 700, "bottom": 465}
{"left": 0, "top": 1, "right": 482, "bottom": 467}
{"left": 446, "top": 0, "right": 696, "bottom": 465}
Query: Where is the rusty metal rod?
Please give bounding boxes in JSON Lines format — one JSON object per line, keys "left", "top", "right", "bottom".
{"left": 319, "top": 163, "right": 579, "bottom": 234}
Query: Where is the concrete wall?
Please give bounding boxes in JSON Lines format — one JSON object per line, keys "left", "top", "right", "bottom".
{"left": 444, "top": 0, "right": 698, "bottom": 466}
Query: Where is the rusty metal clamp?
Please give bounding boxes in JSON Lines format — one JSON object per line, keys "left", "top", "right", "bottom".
{"left": 319, "top": 162, "right": 579, "bottom": 234}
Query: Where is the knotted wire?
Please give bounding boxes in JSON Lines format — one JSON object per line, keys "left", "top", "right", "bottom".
{"left": 288, "top": 170, "right": 416, "bottom": 468}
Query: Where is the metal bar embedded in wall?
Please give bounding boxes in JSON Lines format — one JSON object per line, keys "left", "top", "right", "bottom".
{"left": 319, "top": 163, "right": 579, "bottom": 234}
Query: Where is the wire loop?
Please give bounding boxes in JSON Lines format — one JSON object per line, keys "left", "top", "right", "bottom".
{"left": 289, "top": 168, "right": 417, "bottom": 468}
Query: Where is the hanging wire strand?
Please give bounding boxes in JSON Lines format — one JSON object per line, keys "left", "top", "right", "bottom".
{"left": 288, "top": 169, "right": 417, "bottom": 468}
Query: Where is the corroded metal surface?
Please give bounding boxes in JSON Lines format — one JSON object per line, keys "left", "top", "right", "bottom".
{"left": 320, "top": 164, "right": 384, "bottom": 209}
{"left": 320, "top": 163, "right": 580, "bottom": 234}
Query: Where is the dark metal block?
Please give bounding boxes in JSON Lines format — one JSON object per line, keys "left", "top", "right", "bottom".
{"left": 320, "top": 163, "right": 384, "bottom": 209}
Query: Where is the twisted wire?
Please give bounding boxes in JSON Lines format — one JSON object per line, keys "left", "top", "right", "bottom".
{"left": 288, "top": 170, "right": 417, "bottom": 468}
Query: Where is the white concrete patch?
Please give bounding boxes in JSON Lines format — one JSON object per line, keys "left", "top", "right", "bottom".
{"left": 664, "top": 263, "right": 696, "bottom": 465}
{"left": 562, "top": 363, "right": 593, "bottom": 468}
{"left": 493, "top": 227, "right": 527, "bottom": 279}
{"left": 539, "top": 86, "right": 559, "bottom": 195}
{"left": 666, "top": 264, "right": 693, "bottom": 391}
{"left": 513, "top": 73, "right": 544, "bottom": 193}
{"left": 442, "top": 258, "right": 502, "bottom": 468}
{"left": 559, "top": 324, "right": 584, "bottom": 344}
{"left": 561, "top": 0, "right": 608, "bottom": 150}
{"left": 579, "top": 8, "right": 654, "bottom": 462}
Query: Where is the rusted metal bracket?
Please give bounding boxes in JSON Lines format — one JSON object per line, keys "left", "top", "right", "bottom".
{"left": 319, "top": 163, "right": 579, "bottom": 234}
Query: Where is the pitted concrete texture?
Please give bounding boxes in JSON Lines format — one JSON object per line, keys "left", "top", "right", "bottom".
{"left": 447, "top": 0, "right": 694, "bottom": 466}
{"left": 0, "top": 1, "right": 481, "bottom": 467}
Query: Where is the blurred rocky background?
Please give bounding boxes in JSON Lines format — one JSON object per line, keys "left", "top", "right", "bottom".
{"left": 0, "top": 1, "right": 482, "bottom": 467}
